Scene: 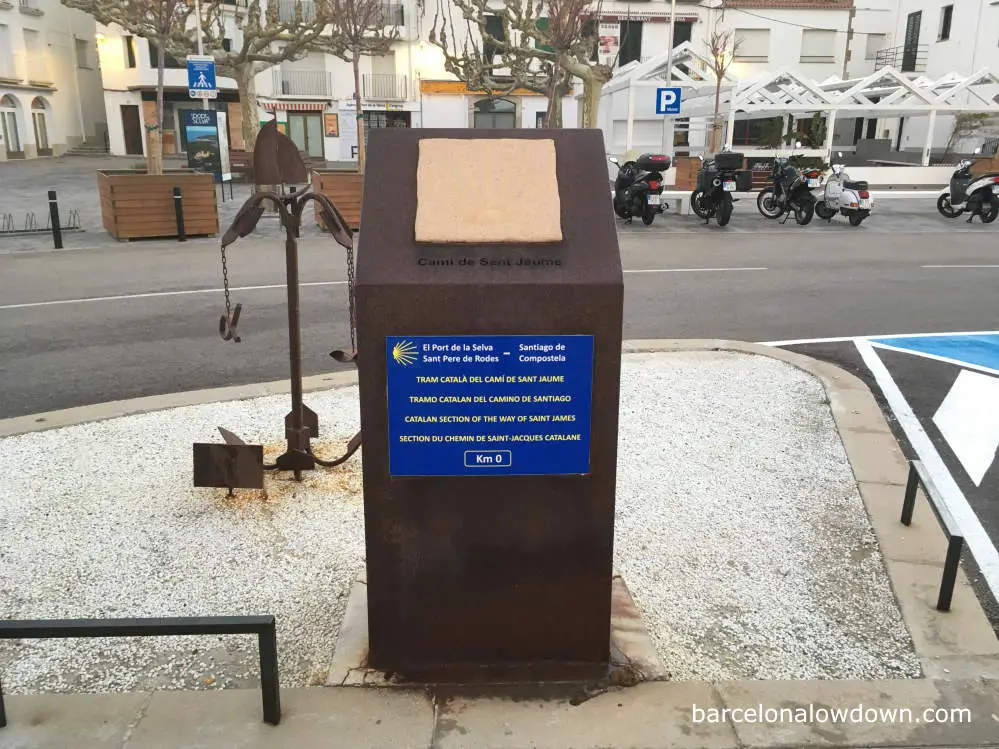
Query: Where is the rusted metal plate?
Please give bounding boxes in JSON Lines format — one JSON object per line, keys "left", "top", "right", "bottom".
{"left": 193, "top": 443, "right": 264, "bottom": 489}
{"left": 355, "top": 128, "right": 623, "bottom": 681}
{"left": 286, "top": 405, "right": 319, "bottom": 440}
{"left": 253, "top": 121, "right": 307, "bottom": 187}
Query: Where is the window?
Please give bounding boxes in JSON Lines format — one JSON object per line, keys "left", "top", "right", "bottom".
{"left": 535, "top": 17, "right": 553, "bottom": 52}
{"left": 483, "top": 14, "right": 504, "bottom": 62}
{"left": 147, "top": 40, "right": 184, "bottom": 69}
{"left": 938, "top": 4, "right": 953, "bottom": 41}
{"left": 672, "top": 21, "right": 692, "bottom": 47}
{"left": 124, "top": 36, "right": 136, "bottom": 68}
{"left": 734, "top": 28, "right": 770, "bottom": 62}
{"left": 75, "top": 38, "right": 90, "bottom": 68}
{"left": 0, "top": 25, "right": 15, "bottom": 78}
{"left": 619, "top": 20, "right": 643, "bottom": 65}
{"left": 865, "top": 33, "right": 886, "bottom": 60}
{"left": 800, "top": 29, "right": 835, "bottom": 63}
{"left": 535, "top": 111, "right": 547, "bottom": 128}
{"left": 222, "top": 38, "right": 233, "bottom": 52}
{"left": 473, "top": 98, "right": 516, "bottom": 129}
{"left": 902, "top": 11, "right": 922, "bottom": 71}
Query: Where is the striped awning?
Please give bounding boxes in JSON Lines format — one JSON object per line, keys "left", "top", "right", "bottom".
{"left": 261, "top": 101, "right": 327, "bottom": 112}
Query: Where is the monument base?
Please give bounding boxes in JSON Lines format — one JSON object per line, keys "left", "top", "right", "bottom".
{"left": 326, "top": 574, "right": 668, "bottom": 687}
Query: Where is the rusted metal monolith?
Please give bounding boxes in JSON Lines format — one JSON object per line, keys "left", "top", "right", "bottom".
{"left": 355, "top": 129, "right": 623, "bottom": 681}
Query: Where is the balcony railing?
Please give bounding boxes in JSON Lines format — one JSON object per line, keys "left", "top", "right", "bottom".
{"left": 874, "top": 44, "right": 927, "bottom": 73}
{"left": 18, "top": 0, "right": 44, "bottom": 14}
{"left": 274, "top": 68, "right": 333, "bottom": 97}
{"left": 277, "top": 0, "right": 316, "bottom": 23}
{"left": 362, "top": 73, "right": 407, "bottom": 100}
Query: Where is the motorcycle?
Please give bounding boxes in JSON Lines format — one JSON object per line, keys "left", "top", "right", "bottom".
{"left": 690, "top": 152, "right": 745, "bottom": 227}
{"left": 756, "top": 158, "right": 819, "bottom": 225}
{"left": 814, "top": 164, "right": 872, "bottom": 227}
{"left": 609, "top": 153, "right": 672, "bottom": 225}
{"left": 937, "top": 158, "right": 999, "bottom": 223}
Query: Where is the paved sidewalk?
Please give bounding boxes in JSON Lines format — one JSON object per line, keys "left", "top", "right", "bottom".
{"left": 2, "top": 341, "right": 998, "bottom": 748}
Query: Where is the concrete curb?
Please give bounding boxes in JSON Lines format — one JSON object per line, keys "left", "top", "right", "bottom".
{"left": 3, "top": 340, "right": 998, "bottom": 749}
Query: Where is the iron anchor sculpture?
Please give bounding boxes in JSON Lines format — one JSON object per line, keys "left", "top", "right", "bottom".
{"left": 193, "top": 121, "right": 361, "bottom": 492}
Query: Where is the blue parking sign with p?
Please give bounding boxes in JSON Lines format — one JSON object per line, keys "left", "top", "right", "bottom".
{"left": 656, "top": 87, "right": 681, "bottom": 115}
{"left": 187, "top": 55, "right": 217, "bottom": 99}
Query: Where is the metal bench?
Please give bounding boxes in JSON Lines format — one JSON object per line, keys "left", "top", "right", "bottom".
{"left": 900, "top": 460, "right": 965, "bottom": 612}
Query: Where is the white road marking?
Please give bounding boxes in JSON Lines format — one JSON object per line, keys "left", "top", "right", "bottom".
{"left": 623, "top": 267, "right": 767, "bottom": 273}
{"left": 854, "top": 338, "right": 999, "bottom": 598}
{"left": 932, "top": 370, "right": 999, "bottom": 487}
{"left": 923, "top": 265, "right": 999, "bottom": 269}
{"left": 870, "top": 341, "right": 999, "bottom": 378}
{"left": 0, "top": 281, "right": 348, "bottom": 310}
{"left": 760, "top": 331, "right": 999, "bottom": 347}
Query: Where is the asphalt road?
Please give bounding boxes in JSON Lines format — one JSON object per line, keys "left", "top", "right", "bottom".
{"left": 2, "top": 207, "right": 999, "bottom": 418}
{"left": 2, "top": 201, "right": 998, "bottom": 635}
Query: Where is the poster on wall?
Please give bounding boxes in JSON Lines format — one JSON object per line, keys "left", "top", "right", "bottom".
{"left": 216, "top": 110, "right": 231, "bottom": 182}
{"left": 324, "top": 113, "right": 339, "bottom": 137}
{"left": 338, "top": 103, "right": 358, "bottom": 161}
{"left": 598, "top": 22, "right": 619, "bottom": 55}
{"left": 183, "top": 109, "right": 223, "bottom": 182}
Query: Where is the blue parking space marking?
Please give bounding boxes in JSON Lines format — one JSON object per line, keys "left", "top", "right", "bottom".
{"left": 870, "top": 333, "right": 999, "bottom": 375}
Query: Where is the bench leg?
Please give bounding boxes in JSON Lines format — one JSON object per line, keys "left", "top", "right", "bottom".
{"left": 901, "top": 462, "right": 918, "bottom": 525}
{"left": 937, "top": 536, "right": 964, "bottom": 612}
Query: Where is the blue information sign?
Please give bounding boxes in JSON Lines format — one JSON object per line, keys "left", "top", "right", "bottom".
{"left": 187, "top": 55, "right": 217, "bottom": 99}
{"left": 655, "top": 87, "right": 682, "bottom": 115}
{"left": 386, "top": 335, "right": 594, "bottom": 477}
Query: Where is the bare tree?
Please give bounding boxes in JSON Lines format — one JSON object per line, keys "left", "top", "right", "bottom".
{"left": 189, "top": 0, "right": 344, "bottom": 151}
{"left": 318, "top": 0, "right": 397, "bottom": 171}
{"left": 63, "top": 0, "right": 190, "bottom": 174}
{"left": 428, "top": 0, "right": 610, "bottom": 128}
{"left": 705, "top": 25, "right": 739, "bottom": 153}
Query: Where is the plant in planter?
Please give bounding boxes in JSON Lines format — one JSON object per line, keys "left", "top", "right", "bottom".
{"left": 65, "top": 0, "right": 219, "bottom": 239}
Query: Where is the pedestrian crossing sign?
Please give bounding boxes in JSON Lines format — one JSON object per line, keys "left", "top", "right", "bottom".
{"left": 187, "top": 55, "right": 217, "bottom": 99}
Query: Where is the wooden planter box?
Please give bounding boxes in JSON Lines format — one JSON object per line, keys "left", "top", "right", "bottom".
{"left": 673, "top": 156, "right": 702, "bottom": 191}
{"left": 312, "top": 169, "right": 363, "bottom": 230}
{"left": 98, "top": 170, "right": 218, "bottom": 241}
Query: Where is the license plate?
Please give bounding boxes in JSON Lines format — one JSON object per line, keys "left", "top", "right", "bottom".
{"left": 723, "top": 181, "right": 736, "bottom": 192}
{"left": 992, "top": 185, "right": 999, "bottom": 194}
{"left": 807, "top": 179, "right": 819, "bottom": 188}
{"left": 859, "top": 199, "right": 871, "bottom": 209}
{"left": 647, "top": 194, "right": 661, "bottom": 205}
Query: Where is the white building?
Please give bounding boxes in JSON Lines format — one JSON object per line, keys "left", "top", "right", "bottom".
{"left": 96, "top": 0, "right": 584, "bottom": 161}
{"left": 0, "top": 0, "right": 105, "bottom": 161}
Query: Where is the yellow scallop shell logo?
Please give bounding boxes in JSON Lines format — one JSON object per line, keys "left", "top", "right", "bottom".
{"left": 391, "top": 340, "right": 418, "bottom": 366}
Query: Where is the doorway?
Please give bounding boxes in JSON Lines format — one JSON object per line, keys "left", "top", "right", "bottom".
{"left": 121, "top": 104, "right": 143, "bottom": 155}
{"left": 1, "top": 94, "right": 23, "bottom": 159}
{"left": 287, "top": 112, "right": 324, "bottom": 158}
{"left": 473, "top": 98, "right": 516, "bottom": 129}
{"left": 31, "top": 97, "right": 50, "bottom": 156}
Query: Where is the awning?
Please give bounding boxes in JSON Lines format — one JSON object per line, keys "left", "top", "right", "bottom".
{"left": 261, "top": 101, "right": 327, "bottom": 112}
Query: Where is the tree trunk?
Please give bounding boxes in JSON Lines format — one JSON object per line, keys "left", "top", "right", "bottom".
{"left": 710, "top": 80, "right": 722, "bottom": 153}
{"left": 147, "top": 41, "right": 166, "bottom": 176}
{"left": 234, "top": 65, "right": 260, "bottom": 153}
{"left": 580, "top": 74, "right": 602, "bottom": 129}
{"left": 544, "top": 62, "right": 563, "bottom": 128}
{"left": 353, "top": 51, "right": 365, "bottom": 172}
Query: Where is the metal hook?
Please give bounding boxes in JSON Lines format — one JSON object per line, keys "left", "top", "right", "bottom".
{"left": 219, "top": 302, "right": 243, "bottom": 342}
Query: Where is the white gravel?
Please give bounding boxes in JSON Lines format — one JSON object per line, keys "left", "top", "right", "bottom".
{"left": 616, "top": 351, "right": 919, "bottom": 680}
{"left": 0, "top": 351, "right": 919, "bottom": 694}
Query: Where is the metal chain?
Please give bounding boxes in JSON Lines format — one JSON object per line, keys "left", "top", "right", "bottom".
{"left": 345, "top": 240, "right": 356, "bottom": 353}
{"left": 220, "top": 244, "right": 233, "bottom": 321}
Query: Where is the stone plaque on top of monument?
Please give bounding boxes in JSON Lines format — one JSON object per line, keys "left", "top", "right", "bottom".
{"left": 355, "top": 128, "right": 623, "bottom": 681}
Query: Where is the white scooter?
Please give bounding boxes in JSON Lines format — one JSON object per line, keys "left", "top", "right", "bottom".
{"left": 814, "top": 164, "right": 872, "bottom": 227}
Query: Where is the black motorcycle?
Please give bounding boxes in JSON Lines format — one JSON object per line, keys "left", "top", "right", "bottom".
{"left": 609, "top": 153, "right": 672, "bottom": 225}
{"left": 937, "top": 158, "right": 999, "bottom": 223}
{"left": 756, "top": 158, "right": 818, "bottom": 225}
{"left": 690, "top": 152, "right": 745, "bottom": 227}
